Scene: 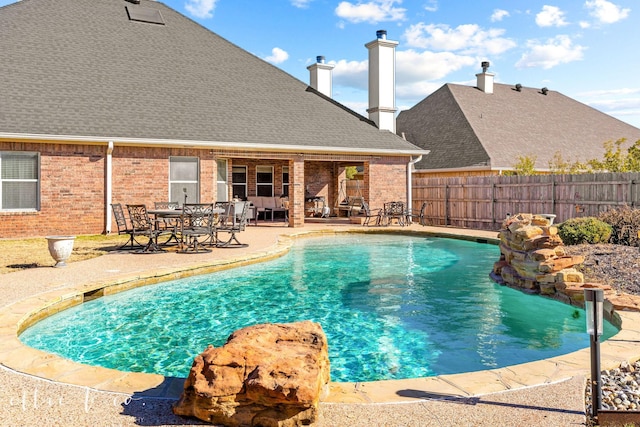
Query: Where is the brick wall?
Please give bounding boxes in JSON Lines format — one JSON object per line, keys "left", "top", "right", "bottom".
{"left": 367, "top": 157, "right": 408, "bottom": 210}
{"left": 0, "top": 142, "right": 410, "bottom": 238}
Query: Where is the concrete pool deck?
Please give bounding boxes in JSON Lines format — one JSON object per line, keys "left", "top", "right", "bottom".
{"left": 1, "top": 222, "right": 640, "bottom": 426}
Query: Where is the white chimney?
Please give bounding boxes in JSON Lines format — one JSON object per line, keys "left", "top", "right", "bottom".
{"left": 307, "top": 55, "right": 334, "bottom": 98}
{"left": 365, "top": 30, "right": 398, "bottom": 132}
{"left": 476, "top": 61, "right": 494, "bottom": 94}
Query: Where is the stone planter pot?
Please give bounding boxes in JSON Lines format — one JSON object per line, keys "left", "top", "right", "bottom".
{"left": 45, "top": 236, "right": 76, "bottom": 268}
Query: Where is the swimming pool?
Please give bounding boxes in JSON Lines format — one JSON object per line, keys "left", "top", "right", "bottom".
{"left": 20, "top": 234, "right": 617, "bottom": 382}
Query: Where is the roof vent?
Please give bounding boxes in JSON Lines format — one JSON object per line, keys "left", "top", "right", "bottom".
{"left": 515, "top": 83, "right": 522, "bottom": 92}
{"left": 316, "top": 55, "right": 325, "bottom": 64}
{"left": 541, "top": 87, "right": 549, "bottom": 95}
{"left": 126, "top": 0, "right": 140, "bottom": 4}
{"left": 481, "top": 61, "right": 490, "bottom": 72}
{"left": 126, "top": 5, "right": 165, "bottom": 24}
{"left": 376, "top": 29, "right": 387, "bottom": 40}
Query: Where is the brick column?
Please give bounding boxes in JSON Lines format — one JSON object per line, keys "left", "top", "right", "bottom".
{"left": 289, "top": 156, "right": 305, "bottom": 227}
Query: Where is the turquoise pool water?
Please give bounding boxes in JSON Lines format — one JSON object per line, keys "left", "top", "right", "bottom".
{"left": 20, "top": 234, "right": 617, "bottom": 382}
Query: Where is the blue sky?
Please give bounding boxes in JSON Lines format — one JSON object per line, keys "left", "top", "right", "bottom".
{"left": 3, "top": 0, "right": 639, "bottom": 128}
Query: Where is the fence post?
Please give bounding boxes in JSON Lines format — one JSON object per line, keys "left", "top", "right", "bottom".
{"left": 491, "top": 179, "right": 496, "bottom": 228}
{"left": 551, "top": 176, "right": 556, "bottom": 215}
{"left": 445, "top": 184, "right": 449, "bottom": 226}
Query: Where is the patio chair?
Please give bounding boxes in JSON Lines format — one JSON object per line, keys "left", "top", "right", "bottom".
{"left": 154, "top": 201, "right": 180, "bottom": 245}
{"left": 178, "top": 203, "right": 215, "bottom": 253}
{"left": 111, "top": 203, "right": 142, "bottom": 249}
{"left": 382, "top": 201, "right": 406, "bottom": 226}
{"left": 361, "top": 201, "right": 383, "bottom": 226}
{"left": 405, "top": 202, "right": 428, "bottom": 226}
{"left": 215, "top": 201, "right": 249, "bottom": 248}
{"left": 126, "top": 204, "right": 167, "bottom": 253}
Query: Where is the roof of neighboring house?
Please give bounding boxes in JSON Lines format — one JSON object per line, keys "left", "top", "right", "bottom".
{"left": 0, "top": 0, "right": 424, "bottom": 156}
{"left": 397, "top": 82, "right": 640, "bottom": 171}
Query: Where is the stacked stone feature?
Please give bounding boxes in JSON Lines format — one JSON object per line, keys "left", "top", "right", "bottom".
{"left": 492, "top": 213, "right": 587, "bottom": 299}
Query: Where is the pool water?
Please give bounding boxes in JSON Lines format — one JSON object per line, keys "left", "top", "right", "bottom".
{"left": 20, "top": 234, "right": 617, "bottom": 382}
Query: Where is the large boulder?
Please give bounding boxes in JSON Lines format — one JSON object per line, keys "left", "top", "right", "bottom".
{"left": 173, "top": 321, "right": 330, "bottom": 427}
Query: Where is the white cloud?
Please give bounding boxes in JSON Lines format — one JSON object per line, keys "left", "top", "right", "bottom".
{"left": 264, "top": 47, "right": 289, "bottom": 64}
{"left": 424, "top": 0, "right": 438, "bottom": 13}
{"left": 403, "top": 23, "right": 516, "bottom": 56}
{"left": 331, "top": 59, "right": 369, "bottom": 90}
{"left": 515, "top": 35, "right": 586, "bottom": 69}
{"left": 580, "top": 88, "right": 640, "bottom": 97}
{"left": 585, "top": 0, "right": 630, "bottom": 24}
{"left": 491, "top": 9, "right": 510, "bottom": 22}
{"left": 535, "top": 5, "right": 569, "bottom": 27}
{"left": 291, "top": 0, "right": 312, "bottom": 8}
{"left": 185, "top": 0, "right": 219, "bottom": 19}
{"left": 395, "top": 50, "right": 476, "bottom": 99}
{"left": 396, "top": 49, "right": 476, "bottom": 82}
{"left": 335, "top": 0, "right": 406, "bottom": 24}
{"left": 330, "top": 50, "right": 475, "bottom": 101}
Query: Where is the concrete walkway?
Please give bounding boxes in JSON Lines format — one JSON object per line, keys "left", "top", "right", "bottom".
{"left": 1, "top": 222, "right": 638, "bottom": 426}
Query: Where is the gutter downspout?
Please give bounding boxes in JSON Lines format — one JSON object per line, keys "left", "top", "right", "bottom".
{"left": 105, "top": 141, "right": 114, "bottom": 234}
{"left": 407, "top": 154, "right": 422, "bottom": 223}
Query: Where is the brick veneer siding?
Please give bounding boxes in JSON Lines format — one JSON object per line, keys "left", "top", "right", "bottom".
{"left": 366, "top": 157, "right": 408, "bottom": 209}
{"left": 0, "top": 141, "right": 411, "bottom": 238}
{"left": 0, "top": 142, "right": 107, "bottom": 238}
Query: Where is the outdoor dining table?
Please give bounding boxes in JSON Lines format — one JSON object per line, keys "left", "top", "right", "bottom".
{"left": 148, "top": 207, "right": 225, "bottom": 247}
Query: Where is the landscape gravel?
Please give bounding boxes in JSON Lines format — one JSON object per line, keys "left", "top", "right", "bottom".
{"left": 564, "top": 243, "right": 640, "bottom": 425}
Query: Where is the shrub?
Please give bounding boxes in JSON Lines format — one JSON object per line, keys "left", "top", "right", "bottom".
{"left": 557, "top": 217, "right": 612, "bottom": 245}
{"left": 599, "top": 206, "right": 640, "bottom": 247}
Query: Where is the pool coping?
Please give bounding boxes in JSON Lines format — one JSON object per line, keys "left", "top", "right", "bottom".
{"left": 2, "top": 226, "right": 640, "bottom": 404}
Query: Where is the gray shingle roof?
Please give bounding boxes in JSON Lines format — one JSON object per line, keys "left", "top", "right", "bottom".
{"left": 0, "top": 0, "right": 423, "bottom": 155}
{"left": 397, "top": 82, "right": 640, "bottom": 170}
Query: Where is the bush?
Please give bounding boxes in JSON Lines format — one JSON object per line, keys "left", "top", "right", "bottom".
{"left": 557, "top": 217, "right": 612, "bottom": 245}
{"left": 599, "top": 206, "right": 640, "bottom": 247}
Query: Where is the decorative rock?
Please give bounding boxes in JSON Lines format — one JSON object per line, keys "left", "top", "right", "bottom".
{"left": 173, "top": 321, "right": 330, "bottom": 427}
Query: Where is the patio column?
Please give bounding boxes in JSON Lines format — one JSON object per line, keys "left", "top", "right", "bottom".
{"left": 289, "top": 156, "right": 305, "bottom": 227}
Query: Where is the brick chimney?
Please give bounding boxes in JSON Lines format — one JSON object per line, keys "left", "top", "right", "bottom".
{"left": 365, "top": 30, "right": 398, "bottom": 132}
{"left": 307, "top": 55, "right": 334, "bottom": 98}
{"left": 476, "top": 61, "right": 494, "bottom": 94}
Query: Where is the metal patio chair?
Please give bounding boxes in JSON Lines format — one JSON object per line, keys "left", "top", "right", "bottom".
{"left": 154, "top": 201, "right": 181, "bottom": 245}
{"left": 405, "top": 201, "right": 428, "bottom": 226}
{"left": 215, "top": 201, "right": 249, "bottom": 248}
{"left": 126, "top": 204, "right": 167, "bottom": 253}
{"left": 381, "top": 201, "right": 406, "bottom": 226}
{"left": 111, "top": 203, "right": 142, "bottom": 249}
{"left": 178, "top": 203, "right": 216, "bottom": 253}
{"left": 361, "top": 201, "right": 384, "bottom": 226}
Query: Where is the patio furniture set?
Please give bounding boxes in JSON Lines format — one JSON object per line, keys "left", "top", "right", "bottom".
{"left": 360, "top": 201, "right": 428, "bottom": 227}
{"left": 111, "top": 201, "right": 250, "bottom": 254}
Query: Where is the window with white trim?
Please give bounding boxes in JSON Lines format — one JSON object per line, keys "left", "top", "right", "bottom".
{"left": 0, "top": 152, "right": 40, "bottom": 210}
{"left": 169, "top": 156, "right": 199, "bottom": 205}
{"left": 231, "top": 165, "right": 247, "bottom": 199}
{"left": 282, "top": 166, "right": 289, "bottom": 196}
{"left": 256, "top": 165, "right": 273, "bottom": 197}
{"left": 216, "top": 159, "right": 228, "bottom": 202}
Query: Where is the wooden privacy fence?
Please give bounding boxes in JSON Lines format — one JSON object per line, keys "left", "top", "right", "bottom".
{"left": 412, "top": 172, "right": 640, "bottom": 231}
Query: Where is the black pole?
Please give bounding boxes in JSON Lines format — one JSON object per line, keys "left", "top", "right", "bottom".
{"left": 588, "top": 289, "right": 603, "bottom": 421}
{"left": 590, "top": 328, "right": 601, "bottom": 419}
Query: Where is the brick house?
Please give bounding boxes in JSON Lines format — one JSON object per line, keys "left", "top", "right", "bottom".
{"left": 397, "top": 62, "right": 640, "bottom": 178}
{"left": 0, "top": 0, "right": 425, "bottom": 238}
